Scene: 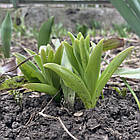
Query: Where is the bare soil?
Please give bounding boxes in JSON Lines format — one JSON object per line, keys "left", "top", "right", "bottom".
{"left": 0, "top": 88, "right": 140, "bottom": 140}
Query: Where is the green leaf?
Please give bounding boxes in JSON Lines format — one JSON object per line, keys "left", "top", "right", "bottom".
{"left": 44, "top": 63, "right": 92, "bottom": 108}
{"left": 79, "top": 37, "right": 89, "bottom": 70}
{"left": 39, "top": 46, "right": 53, "bottom": 85}
{"left": 53, "top": 43, "right": 64, "bottom": 65}
{"left": 1, "top": 12, "right": 12, "bottom": 58}
{"left": 92, "top": 46, "right": 134, "bottom": 107}
{"left": 47, "top": 49, "right": 54, "bottom": 63}
{"left": 24, "top": 48, "right": 43, "bottom": 71}
{"left": 51, "top": 44, "right": 64, "bottom": 89}
{"left": 115, "top": 68, "right": 140, "bottom": 79}
{"left": 126, "top": 0, "right": 140, "bottom": 19}
{"left": 85, "top": 39, "right": 103, "bottom": 96}
{"left": 61, "top": 47, "right": 75, "bottom": 109}
{"left": 24, "top": 48, "right": 53, "bottom": 84}
{"left": 63, "top": 41, "right": 80, "bottom": 74}
{"left": 61, "top": 47, "right": 72, "bottom": 70}
{"left": 85, "top": 35, "right": 90, "bottom": 53}
{"left": 45, "top": 44, "right": 52, "bottom": 56}
{"left": 40, "top": 46, "right": 48, "bottom": 64}
{"left": 73, "top": 39, "right": 84, "bottom": 77}
{"left": 73, "top": 39, "right": 81, "bottom": 64}
{"left": 68, "top": 32, "right": 75, "bottom": 45}
{"left": 15, "top": 53, "right": 46, "bottom": 83}
{"left": 38, "top": 16, "right": 54, "bottom": 49}
{"left": 24, "top": 83, "right": 58, "bottom": 95}
{"left": 77, "top": 32, "right": 83, "bottom": 40}
{"left": 110, "top": 0, "right": 140, "bottom": 36}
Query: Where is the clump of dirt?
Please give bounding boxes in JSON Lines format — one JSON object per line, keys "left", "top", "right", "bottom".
{"left": 0, "top": 89, "right": 140, "bottom": 140}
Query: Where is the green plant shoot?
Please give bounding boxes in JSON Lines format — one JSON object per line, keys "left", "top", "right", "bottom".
{"left": 44, "top": 32, "right": 133, "bottom": 109}
{"left": 15, "top": 43, "right": 64, "bottom": 96}
{"left": 38, "top": 16, "right": 54, "bottom": 50}
{"left": 114, "top": 67, "right": 140, "bottom": 110}
{"left": 122, "top": 78, "right": 140, "bottom": 111}
{"left": 1, "top": 12, "right": 12, "bottom": 58}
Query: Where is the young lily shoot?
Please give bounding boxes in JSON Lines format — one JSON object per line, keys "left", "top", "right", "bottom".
{"left": 44, "top": 32, "right": 134, "bottom": 109}
{"left": 15, "top": 43, "right": 64, "bottom": 96}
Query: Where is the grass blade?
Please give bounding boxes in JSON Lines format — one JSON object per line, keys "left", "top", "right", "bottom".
{"left": 122, "top": 78, "right": 140, "bottom": 111}
{"left": 77, "top": 32, "right": 83, "bottom": 40}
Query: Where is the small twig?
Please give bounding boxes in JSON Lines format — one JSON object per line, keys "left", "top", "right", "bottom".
{"left": 91, "top": 124, "right": 100, "bottom": 130}
{"left": 0, "top": 55, "right": 35, "bottom": 78}
{"left": 40, "top": 89, "right": 61, "bottom": 113}
{"left": 7, "top": 55, "right": 35, "bottom": 73}
{"left": 25, "top": 111, "right": 36, "bottom": 126}
{"left": 58, "top": 117, "right": 78, "bottom": 140}
{"left": 124, "top": 38, "right": 140, "bottom": 43}
{"left": 39, "top": 112, "right": 57, "bottom": 119}
{"left": 39, "top": 112, "right": 78, "bottom": 140}
{"left": 0, "top": 73, "right": 17, "bottom": 78}
{"left": 0, "top": 91, "right": 9, "bottom": 96}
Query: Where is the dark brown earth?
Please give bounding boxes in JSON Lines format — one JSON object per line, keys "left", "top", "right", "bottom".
{"left": 0, "top": 88, "right": 140, "bottom": 140}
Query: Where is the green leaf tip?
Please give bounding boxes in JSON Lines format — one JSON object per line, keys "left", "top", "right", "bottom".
{"left": 85, "top": 38, "right": 103, "bottom": 96}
